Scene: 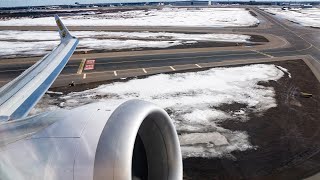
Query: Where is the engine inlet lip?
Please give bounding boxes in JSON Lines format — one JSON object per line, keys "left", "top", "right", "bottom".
{"left": 93, "top": 99, "right": 183, "bottom": 180}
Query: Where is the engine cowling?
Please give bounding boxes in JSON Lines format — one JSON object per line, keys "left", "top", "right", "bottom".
{"left": 0, "top": 100, "right": 182, "bottom": 180}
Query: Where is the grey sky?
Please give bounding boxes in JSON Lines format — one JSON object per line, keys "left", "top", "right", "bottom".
{"left": 0, "top": 0, "right": 318, "bottom": 8}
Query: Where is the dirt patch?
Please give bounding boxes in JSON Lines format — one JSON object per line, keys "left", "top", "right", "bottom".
{"left": 249, "top": 11, "right": 258, "bottom": 17}
{"left": 249, "top": 34, "right": 269, "bottom": 43}
{"left": 183, "top": 59, "right": 320, "bottom": 179}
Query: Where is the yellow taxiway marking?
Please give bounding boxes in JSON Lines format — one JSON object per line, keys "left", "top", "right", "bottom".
{"left": 83, "top": 73, "right": 87, "bottom": 79}
{"left": 170, "top": 66, "right": 176, "bottom": 71}
{"left": 251, "top": 50, "right": 274, "bottom": 58}
{"left": 114, "top": 71, "right": 117, "bottom": 76}
{"left": 142, "top": 68, "right": 147, "bottom": 73}
{"left": 77, "top": 58, "right": 86, "bottom": 74}
{"left": 195, "top": 64, "right": 202, "bottom": 68}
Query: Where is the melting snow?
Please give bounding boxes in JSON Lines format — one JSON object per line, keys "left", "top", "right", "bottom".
{"left": 0, "top": 8, "right": 259, "bottom": 27}
{"left": 0, "top": 31, "right": 251, "bottom": 57}
{"left": 261, "top": 7, "right": 320, "bottom": 28}
{"left": 277, "top": 65, "right": 292, "bottom": 78}
{"left": 179, "top": 132, "right": 229, "bottom": 146}
{"left": 32, "top": 64, "right": 286, "bottom": 158}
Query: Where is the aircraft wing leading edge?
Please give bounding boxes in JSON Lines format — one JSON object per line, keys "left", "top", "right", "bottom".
{"left": 0, "top": 15, "right": 79, "bottom": 121}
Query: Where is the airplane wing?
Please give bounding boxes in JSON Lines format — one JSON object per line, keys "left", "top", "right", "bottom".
{"left": 0, "top": 15, "right": 78, "bottom": 121}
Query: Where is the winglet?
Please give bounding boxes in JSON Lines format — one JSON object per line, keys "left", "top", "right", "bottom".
{"left": 55, "top": 15, "right": 72, "bottom": 41}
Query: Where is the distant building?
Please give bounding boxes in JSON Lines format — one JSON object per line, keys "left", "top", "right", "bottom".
{"left": 281, "top": 3, "right": 313, "bottom": 10}
{"left": 302, "top": 4, "right": 313, "bottom": 8}
{"left": 173, "top": 1, "right": 208, "bottom": 6}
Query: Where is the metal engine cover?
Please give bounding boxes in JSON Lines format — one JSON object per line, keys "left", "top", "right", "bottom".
{"left": 0, "top": 100, "right": 182, "bottom": 180}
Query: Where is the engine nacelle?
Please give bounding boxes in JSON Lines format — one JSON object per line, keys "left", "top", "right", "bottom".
{"left": 0, "top": 100, "right": 182, "bottom": 180}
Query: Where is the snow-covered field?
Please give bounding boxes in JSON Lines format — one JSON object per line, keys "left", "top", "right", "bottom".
{"left": 32, "top": 64, "right": 288, "bottom": 158}
{"left": 0, "top": 31, "right": 251, "bottom": 57}
{"left": 0, "top": 8, "right": 259, "bottom": 27}
{"left": 261, "top": 7, "right": 320, "bottom": 28}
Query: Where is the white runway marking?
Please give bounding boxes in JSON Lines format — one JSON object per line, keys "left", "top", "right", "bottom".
{"left": 142, "top": 68, "right": 147, "bottom": 73}
{"left": 114, "top": 71, "right": 117, "bottom": 76}
{"left": 195, "top": 64, "right": 202, "bottom": 68}
{"left": 170, "top": 66, "right": 176, "bottom": 71}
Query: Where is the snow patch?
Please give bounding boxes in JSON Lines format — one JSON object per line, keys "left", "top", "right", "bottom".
{"left": 0, "top": 31, "right": 251, "bottom": 57}
{"left": 179, "top": 132, "right": 229, "bottom": 146}
{"left": 277, "top": 65, "right": 292, "bottom": 78}
{"left": 261, "top": 7, "right": 320, "bottom": 28}
{"left": 31, "top": 64, "right": 286, "bottom": 158}
{"left": 46, "top": 91, "right": 63, "bottom": 95}
{"left": 182, "top": 109, "right": 230, "bottom": 125}
{"left": 0, "top": 41, "right": 59, "bottom": 57}
{"left": 0, "top": 8, "right": 259, "bottom": 27}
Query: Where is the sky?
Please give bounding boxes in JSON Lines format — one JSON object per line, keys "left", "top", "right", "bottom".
{"left": 0, "top": 0, "right": 318, "bottom": 8}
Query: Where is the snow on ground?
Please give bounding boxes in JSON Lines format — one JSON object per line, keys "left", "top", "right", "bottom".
{"left": 31, "top": 64, "right": 286, "bottom": 158}
{"left": 0, "top": 31, "right": 251, "bottom": 42}
{"left": 0, "top": 41, "right": 60, "bottom": 56}
{"left": 261, "top": 7, "right": 320, "bottom": 28}
{"left": 0, "top": 31, "right": 251, "bottom": 57}
{"left": 0, "top": 8, "right": 259, "bottom": 27}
